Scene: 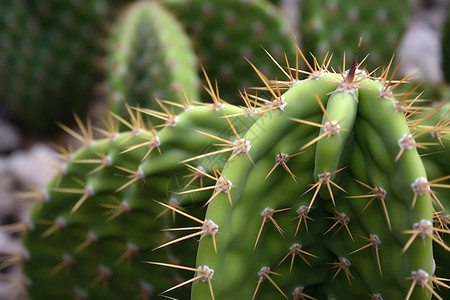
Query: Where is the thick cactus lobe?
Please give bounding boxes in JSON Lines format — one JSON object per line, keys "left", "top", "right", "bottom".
{"left": 20, "top": 103, "right": 257, "bottom": 299}
{"left": 105, "top": 1, "right": 200, "bottom": 118}
{"left": 188, "top": 53, "right": 448, "bottom": 299}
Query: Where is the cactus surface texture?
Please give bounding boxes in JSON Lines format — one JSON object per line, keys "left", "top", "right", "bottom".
{"left": 1, "top": 45, "right": 449, "bottom": 299}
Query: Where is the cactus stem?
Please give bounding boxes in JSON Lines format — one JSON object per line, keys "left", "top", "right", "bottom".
{"left": 292, "top": 286, "right": 317, "bottom": 300}
{"left": 252, "top": 266, "right": 287, "bottom": 300}
{"left": 349, "top": 234, "right": 382, "bottom": 277}
{"left": 178, "top": 166, "right": 234, "bottom": 206}
{"left": 329, "top": 257, "right": 353, "bottom": 286}
{"left": 406, "top": 270, "right": 450, "bottom": 300}
{"left": 153, "top": 201, "right": 218, "bottom": 252}
{"left": 293, "top": 206, "right": 314, "bottom": 236}
{"left": 347, "top": 179, "right": 390, "bottom": 231}
{"left": 303, "top": 167, "right": 348, "bottom": 209}
{"left": 254, "top": 207, "right": 291, "bottom": 249}
{"left": 145, "top": 262, "right": 215, "bottom": 299}
{"left": 402, "top": 220, "right": 450, "bottom": 253}
{"left": 265, "top": 150, "right": 304, "bottom": 182}
{"left": 278, "top": 243, "right": 318, "bottom": 272}
{"left": 323, "top": 208, "right": 354, "bottom": 242}
{"left": 410, "top": 175, "right": 450, "bottom": 209}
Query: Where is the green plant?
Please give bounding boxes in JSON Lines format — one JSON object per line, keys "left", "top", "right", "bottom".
{"left": 2, "top": 46, "right": 449, "bottom": 299}
{"left": 13, "top": 90, "right": 257, "bottom": 299}
{"left": 152, "top": 50, "right": 450, "bottom": 299}
{"left": 105, "top": 1, "right": 200, "bottom": 119}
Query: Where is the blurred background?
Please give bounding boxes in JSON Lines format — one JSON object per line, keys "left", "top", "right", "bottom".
{"left": 0, "top": 0, "right": 449, "bottom": 298}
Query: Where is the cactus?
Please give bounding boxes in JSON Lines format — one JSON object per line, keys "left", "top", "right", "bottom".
{"left": 152, "top": 49, "right": 450, "bottom": 299}
{"left": 300, "top": 0, "right": 413, "bottom": 71}
{"left": 0, "top": 0, "right": 119, "bottom": 133}
{"left": 105, "top": 1, "right": 200, "bottom": 118}
{"left": 2, "top": 44, "right": 449, "bottom": 299}
{"left": 163, "top": 0, "right": 296, "bottom": 101}
{"left": 12, "top": 82, "right": 257, "bottom": 299}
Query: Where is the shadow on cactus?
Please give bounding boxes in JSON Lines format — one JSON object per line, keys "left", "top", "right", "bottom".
{"left": 1, "top": 44, "right": 449, "bottom": 300}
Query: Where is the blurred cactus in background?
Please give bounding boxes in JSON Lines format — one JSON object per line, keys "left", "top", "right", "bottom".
{"left": 104, "top": 1, "right": 200, "bottom": 119}
{"left": 300, "top": 0, "right": 413, "bottom": 70}
{"left": 162, "top": 0, "right": 296, "bottom": 101}
{"left": 0, "top": 0, "right": 117, "bottom": 133}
